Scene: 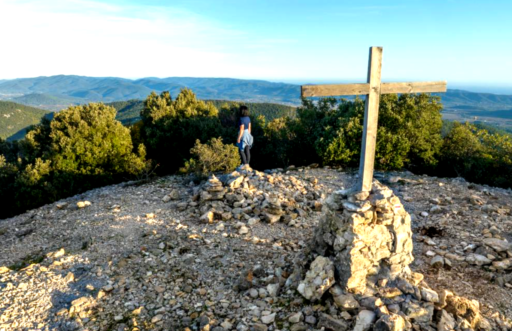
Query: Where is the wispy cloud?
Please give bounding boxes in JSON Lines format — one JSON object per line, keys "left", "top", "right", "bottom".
{"left": 0, "top": 0, "right": 289, "bottom": 78}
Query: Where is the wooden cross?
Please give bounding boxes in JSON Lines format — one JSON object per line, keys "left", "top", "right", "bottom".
{"left": 301, "top": 46, "right": 447, "bottom": 192}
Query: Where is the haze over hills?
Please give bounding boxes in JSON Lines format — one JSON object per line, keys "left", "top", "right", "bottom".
{"left": 1, "top": 75, "right": 512, "bottom": 131}
{"left": 1, "top": 75, "right": 512, "bottom": 110}
{"left": 0, "top": 75, "right": 299, "bottom": 106}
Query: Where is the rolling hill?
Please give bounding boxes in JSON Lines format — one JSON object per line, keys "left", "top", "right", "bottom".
{"left": 0, "top": 101, "right": 50, "bottom": 140}
{"left": 0, "top": 75, "right": 300, "bottom": 106}
{"left": 1, "top": 75, "right": 512, "bottom": 130}
{"left": 11, "top": 93, "right": 81, "bottom": 110}
{"left": 1, "top": 75, "right": 512, "bottom": 111}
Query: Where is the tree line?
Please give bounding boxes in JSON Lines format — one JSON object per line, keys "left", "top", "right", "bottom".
{"left": 1, "top": 88, "right": 511, "bottom": 219}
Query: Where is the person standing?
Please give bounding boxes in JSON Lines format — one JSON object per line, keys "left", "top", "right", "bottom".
{"left": 237, "top": 105, "right": 253, "bottom": 168}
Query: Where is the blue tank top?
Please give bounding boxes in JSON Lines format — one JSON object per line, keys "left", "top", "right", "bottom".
{"left": 238, "top": 116, "right": 250, "bottom": 130}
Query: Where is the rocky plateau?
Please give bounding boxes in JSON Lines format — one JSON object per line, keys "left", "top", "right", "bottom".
{"left": 0, "top": 167, "right": 511, "bottom": 331}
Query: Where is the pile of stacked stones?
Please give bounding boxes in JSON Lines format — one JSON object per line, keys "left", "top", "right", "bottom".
{"left": 184, "top": 168, "right": 323, "bottom": 227}
{"left": 288, "top": 181, "right": 493, "bottom": 331}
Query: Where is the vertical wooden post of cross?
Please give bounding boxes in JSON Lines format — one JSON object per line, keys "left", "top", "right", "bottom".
{"left": 358, "top": 47, "right": 383, "bottom": 192}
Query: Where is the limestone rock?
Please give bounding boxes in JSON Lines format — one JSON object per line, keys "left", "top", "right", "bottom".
{"left": 430, "top": 255, "right": 444, "bottom": 268}
{"left": 332, "top": 293, "right": 359, "bottom": 310}
{"left": 466, "top": 253, "right": 492, "bottom": 266}
{"left": 261, "top": 313, "right": 275, "bottom": 324}
{"left": 437, "top": 309, "right": 455, "bottom": 331}
{"left": 266, "top": 283, "right": 279, "bottom": 297}
{"left": 288, "top": 312, "right": 303, "bottom": 324}
{"left": 374, "top": 314, "right": 406, "bottom": 331}
{"left": 317, "top": 313, "right": 349, "bottom": 331}
{"left": 77, "top": 201, "right": 91, "bottom": 208}
{"left": 200, "top": 211, "right": 215, "bottom": 223}
{"left": 492, "top": 258, "right": 512, "bottom": 270}
{"left": 56, "top": 202, "right": 68, "bottom": 210}
{"left": 297, "top": 256, "right": 335, "bottom": 301}
{"left": 483, "top": 238, "right": 512, "bottom": 252}
{"left": 420, "top": 287, "right": 439, "bottom": 303}
{"left": 353, "top": 310, "right": 376, "bottom": 331}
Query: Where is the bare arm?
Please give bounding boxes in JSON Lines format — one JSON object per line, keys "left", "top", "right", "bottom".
{"left": 237, "top": 125, "right": 244, "bottom": 143}
{"left": 249, "top": 122, "right": 251, "bottom": 134}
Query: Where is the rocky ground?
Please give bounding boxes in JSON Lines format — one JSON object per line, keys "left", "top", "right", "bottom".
{"left": 0, "top": 167, "right": 511, "bottom": 331}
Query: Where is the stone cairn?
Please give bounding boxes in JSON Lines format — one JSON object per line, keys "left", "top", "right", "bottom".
{"left": 189, "top": 169, "right": 321, "bottom": 229}
{"left": 293, "top": 181, "right": 492, "bottom": 331}
{"left": 261, "top": 194, "right": 284, "bottom": 224}
{"left": 201, "top": 175, "right": 226, "bottom": 202}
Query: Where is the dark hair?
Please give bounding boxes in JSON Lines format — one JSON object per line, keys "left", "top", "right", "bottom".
{"left": 239, "top": 105, "right": 249, "bottom": 117}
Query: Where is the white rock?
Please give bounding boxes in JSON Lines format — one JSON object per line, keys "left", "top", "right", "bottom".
{"left": 483, "top": 238, "right": 512, "bottom": 252}
{"left": 420, "top": 287, "right": 439, "bottom": 303}
{"left": 266, "top": 283, "right": 280, "bottom": 297}
{"left": 249, "top": 288, "right": 258, "bottom": 298}
{"left": 288, "top": 312, "right": 303, "bottom": 324}
{"left": 425, "top": 250, "right": 437, "bottom": 257}
{"left": 466, "top": 253, "right": 492, "bottom": 266}
{"left": 261, "top": 313, "right": 276, "bottom": 324}
{"left": 151, "top": 314, "right": 163, "bottom": 323}
{"left": 353, "top": 310, "right": 376, "bottom": 331}
{"left": 248, "top": 217, "right": 260, "bottom": 226}
{"left": 430, "top": 255, "right": 444, "bottom": 268}
{"left": 239, "top": 226, "right": 249, "bottom": 235}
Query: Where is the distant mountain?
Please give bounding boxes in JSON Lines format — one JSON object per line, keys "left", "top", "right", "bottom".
{"left": 1, "top": 75, "right": 512, "bottom": 128}
{"left": 435, "top": 89, "right": 512, "bottom": 110}
{"left": 0, "top": 101, "right": 50, "bottom": 140}
{"left": 0, "top": 75, "right": 300, "bottom": 107}
{"left": 11, "top": 93, "right": 81, "bottom": 110}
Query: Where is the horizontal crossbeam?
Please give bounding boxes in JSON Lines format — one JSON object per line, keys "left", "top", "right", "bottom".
{"left": 301, "top": 80, "right": 447, "bottom": 98}
{"left": 301, "top": 83, "right": 370, "bottom": 97}
{"left": 381, "top": 81, "right": 447, "bottom": 94}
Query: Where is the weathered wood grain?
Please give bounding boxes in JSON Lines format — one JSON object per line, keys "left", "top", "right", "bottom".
{"left": 381, "top": 81, "right": 447, "bottom": 94}
{"left": 301, "top": 83, "right": 370, "bottom": 97}
{"left": 358, "top": 46, "right": 383, "bottom": 192}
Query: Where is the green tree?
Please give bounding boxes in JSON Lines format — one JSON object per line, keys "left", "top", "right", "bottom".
{"left": 181, "top": 137, "right": 240, "bottom": 176}
{"left": 140, "top": 89, "right": 223, "bottom": 173}
{"left": 0, "top": 103, "right": 145, "bottom": 219}
{"left": 440, "top": 122, "right": 512, "bottom": 187}
{"left": 288, "top": 93, "right": 443, "bottom": 170}
{"left": 47, "top": 103, "right": 145, "bottom": 176}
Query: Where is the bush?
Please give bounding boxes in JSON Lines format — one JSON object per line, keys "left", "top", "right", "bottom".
{"left": 140, "top": 89, "right": 224, "bottom": 173}
{"left": 287, "top": 93, "right": 443, "bottom": 171}
{"left": 0, "top": 103, "right": 146, "bottom": 219}
{"left": 439, "top": 122, "right": 512, "bottom": 188}
{"left": 181, "top": 137, "right": 240, "bottom": 176}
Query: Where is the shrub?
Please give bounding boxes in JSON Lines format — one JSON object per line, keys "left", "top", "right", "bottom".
{"left": 181, "top": 137, "right": 240, "bottom": 176}
{"left": 140, "top": 89, "right": 224, "bottom": 173}
{"left": 0, "top": 103, "right": 146, "bottom": 219}
{"left": 291, "top": 93, "right": 443, "bottom": 171}
{"left": 439, "top": 122, "right": 512, "bottom": 188}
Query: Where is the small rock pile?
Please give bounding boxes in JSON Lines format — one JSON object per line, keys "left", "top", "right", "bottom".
{"left": 291, "top": 181, "right": 493, "bottom": 331}
{"left": 187, "top": 168, "right": 324, "bottom": 228}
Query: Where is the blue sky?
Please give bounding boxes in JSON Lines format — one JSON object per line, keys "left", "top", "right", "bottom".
{"left": 0, "top": 0, "right": 511, "bottom": 90}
